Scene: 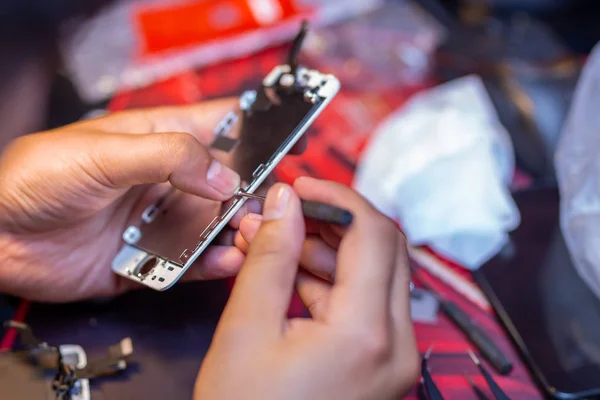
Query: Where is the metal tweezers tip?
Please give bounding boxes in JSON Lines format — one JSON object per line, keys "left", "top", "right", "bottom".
{"left": 424, "top": 344, "right": 435, "bottom": 359}
{"left": 467, "top": 349, "right": 480, "bottom": 366}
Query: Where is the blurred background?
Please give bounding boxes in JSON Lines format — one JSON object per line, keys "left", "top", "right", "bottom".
{"left": 3, "top": 1, "right": 600, "bottom": 399}
{"left": 1, "top": 0, "right": 598, "bottom": 181}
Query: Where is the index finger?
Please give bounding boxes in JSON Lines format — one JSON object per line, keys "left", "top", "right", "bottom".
{"left": 62, "top": 98, "right": 237, "bottom": 146}
{"left": 293, "top": 177, "right": 398, "bottom": 325}
{"left": 220, "top": 184, "right": 305, "bottom": 338}
{"left": 67, "top": 98, "right": 307, "bottom": 155}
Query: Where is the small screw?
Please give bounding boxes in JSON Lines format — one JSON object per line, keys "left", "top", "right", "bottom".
{"left": 279, "top": 73, "right": 295, "bottom": 88}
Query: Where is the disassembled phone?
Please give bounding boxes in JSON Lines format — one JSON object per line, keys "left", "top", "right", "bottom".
{"left": 111, "top": 22, "right": 340, "bottom": 291}
{"left": 1, "top": 321, "right": 133, "bottom": 400}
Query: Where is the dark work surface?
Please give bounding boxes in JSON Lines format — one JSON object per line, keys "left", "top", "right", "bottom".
{"left": 0, "top": 352, "right": 55, "bottom": 399}
{"left": 23, "top": 280, "right": 231, "bottom": 399}
{"left": 475, "top": 188, "right": 600, "bottom": 399}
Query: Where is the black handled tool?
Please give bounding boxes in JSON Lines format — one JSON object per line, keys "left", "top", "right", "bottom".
{"left": 421, "top": 345, "right": 445, "bottom": 400}
{"left": 465, "top": 375, "right": 490, "bottom": 400}
{"left": 236, "top": 191, "right": 353, "bottom": 226}
{"left": 441, "top": 301, "right": 512, "bottom": 375}
{"left": 468, "top": 350, "right": 511, "bottom": 400}
{"left": 416, "top": 275, "right": 513, "bottom": 375}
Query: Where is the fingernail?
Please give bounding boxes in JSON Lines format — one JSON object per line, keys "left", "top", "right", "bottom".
{"left": 206, "top": 160, "right": 240, "bottom": 196}
{"left": 243, "top": 214, "right": 263, "bottom": 238}
{"left": 263, "top": 185, "right": 291, "bottom": 221}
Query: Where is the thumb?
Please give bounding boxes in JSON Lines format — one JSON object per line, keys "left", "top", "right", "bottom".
{"left": 221, "top": 183, "right": 305, "bottom": 334}
{"left": 92, "top": 131, "right": 240, "bottom": 200}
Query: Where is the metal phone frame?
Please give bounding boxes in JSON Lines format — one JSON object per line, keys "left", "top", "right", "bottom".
{"left": 112, "top": 65, "right": 340, "bottom": 291}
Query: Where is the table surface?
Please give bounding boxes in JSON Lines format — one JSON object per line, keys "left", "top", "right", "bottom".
{"left": 2, "top": 43, "right": 544, "bottom": 399}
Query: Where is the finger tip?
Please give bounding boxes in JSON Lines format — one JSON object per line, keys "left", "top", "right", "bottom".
{"left": 213, "top": 247, "right": 245, "bottom": 276}
{"left": 234, "top": 231, "right": 249, "bottom": 253}
{"left": 293, "top": 175, "right": 315, "bottom": 189}
{"left": 230, "top": 204, "right": 251, "bottom": 229}
{"left": 225, "top": 247, "right": 245, "bottom": 266}
{"left": 263, "top": 183, "right": 303, "bottom": 223}
{"left": 206, "top": 159, "right": 241, "bottom": 199}
{"left": 267, "top": 181, "right": 293, "bottom": 194}
{"left": 185, "top": 246, "right": 245, "bottom": 281}
{"left": 240, "top": 213, "right": 263, "bottom": 241}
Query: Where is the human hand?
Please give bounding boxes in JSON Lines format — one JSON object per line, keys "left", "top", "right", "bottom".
{"left": 195, "top": 177, "right": 419, "bottom": 400}
{"left": 0, "top": 99, "right": 280, "bottom": 302}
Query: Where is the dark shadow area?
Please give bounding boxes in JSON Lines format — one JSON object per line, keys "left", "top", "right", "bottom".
{"left": 24, "top": 280, "right": 230, "bottom": 399}
{"left": 476, "top": 188, "right": 600, "bottom": 399}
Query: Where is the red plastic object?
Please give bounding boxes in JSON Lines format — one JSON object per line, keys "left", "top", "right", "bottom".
{"left": 135, "top": 0, "right": 304, "bottom": 56}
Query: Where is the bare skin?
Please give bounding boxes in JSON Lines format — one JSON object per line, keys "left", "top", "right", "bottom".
{"left": 195, "top": 178, "right": 419, "bottom": 400}
{"left": 0, "top": 101, "right": 419, "bottom": 398}
{"left": 0, "top": 99, "right": 262, "bottom": 301}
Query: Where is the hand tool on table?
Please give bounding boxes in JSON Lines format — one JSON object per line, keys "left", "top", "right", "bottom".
{"left": 465, "top": 374, "right": 490, "bottom": 400}
{"left": 417, "top": 380, "right": 428, "bottom": 400}
{"left": 420, "top": 345, "right": 445, "bottom": 400}
{"left": 414, "top": 272, "right": 513, "bottom": 375}
{"left": 468, "top": 350, "right": 512, "bottom": 400}
{"left": 235, "top": 190, "right": 353, "bottom": 226}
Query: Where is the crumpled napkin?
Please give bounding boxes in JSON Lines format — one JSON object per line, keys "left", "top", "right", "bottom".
{"left": 354, "top": 75, "right": 520, "bottom": 269}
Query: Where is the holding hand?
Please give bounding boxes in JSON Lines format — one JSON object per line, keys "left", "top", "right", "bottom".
{"left": 0, "top": 100, "right": 257, "bottom": 302}
{"left": 195, "top": 177, "right": 419, "bottom": 400}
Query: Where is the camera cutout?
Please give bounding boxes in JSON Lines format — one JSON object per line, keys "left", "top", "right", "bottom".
{"left": 134, "top": 256, "right": 158, "bottom": 279}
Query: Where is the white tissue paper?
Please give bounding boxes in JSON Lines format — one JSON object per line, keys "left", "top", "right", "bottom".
{"left": 354, "top": 75, "right": 520, "bottom": 269}
{"left": 556, "top": 43, "right": 600, "bottom": 301}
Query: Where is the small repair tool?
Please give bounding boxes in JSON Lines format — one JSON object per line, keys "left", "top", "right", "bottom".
{"left": 287, "top": 20, "right": 308, "bottom": 76}
{"left": 468, "top": 350, "right": 511, "bottom": 400}
{"left": 421, "top": 345, "right": 445, "bottom": 400}
{"left": 235, "top": 190, "right": 353, "bottom": 226}
{"left": 417, "top": 379, "right": 428, "bottom": 400}
{"left": 465, "top": 375, "right": 490, "bottom": 400}
{"left": 415, "top": 272, "right": 513, "bottom": 375}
